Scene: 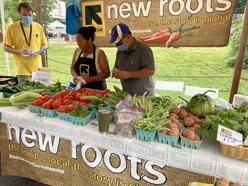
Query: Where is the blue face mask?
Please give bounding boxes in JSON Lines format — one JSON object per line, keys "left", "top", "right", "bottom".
{"left": 22, "top": 16, "right": 33, "bottom": 25}
{"left": 117, "top": 43, "right": 128, "bottom": 51}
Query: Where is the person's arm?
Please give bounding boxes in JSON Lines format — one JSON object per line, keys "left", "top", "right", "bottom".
{"left": 4, "top": 44, "right": 32, "bottom": 55}
{"left": 84, "top": 50, "right": 110, "bottom": 83}
{"left": 113, "top": 67, "right": 154, "bottom": 79}
{"left": 71, "top": 48, "right": 79, "bottom": 81}
{"left": 3, "top": 26, "right": 32, "bottom": 55}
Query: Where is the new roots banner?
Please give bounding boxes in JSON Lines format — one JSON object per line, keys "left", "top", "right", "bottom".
{"left": 81, "top": 0, "right": 237, "bottom": 47}
{"left": 0, "top": 124, "right": 214, "bottom": 186}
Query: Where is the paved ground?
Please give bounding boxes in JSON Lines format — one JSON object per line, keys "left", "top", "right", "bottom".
{"left": 0, "top": 176, "right": 46, "bottom": 186}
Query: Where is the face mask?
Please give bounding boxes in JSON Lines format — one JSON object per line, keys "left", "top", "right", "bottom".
{"left": 22, "top": 16, "right": 33, "bottom": 25}
{"left": 117, "top": 43, "right": 128, "bottom": 51}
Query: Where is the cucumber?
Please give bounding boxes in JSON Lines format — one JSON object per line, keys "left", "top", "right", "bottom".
{"left": 0, "top": 98, "right": 11, "bottom": 106}
{"left": 10, "top": 91, "right": 40, "bottom": 104}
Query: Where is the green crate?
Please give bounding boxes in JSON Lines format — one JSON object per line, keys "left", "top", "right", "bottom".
{"left": 57, "top": 112, "right": 71, "bottom": 122}
{"left": 27, "top": 104, "right": 41, "bottom": 114}
{"left": 40, "top": 108, "right": 57, "bottom": 118}
{"left": 180, "top": 135, "right": 202, "bottom": 149}
{"left": 135, "top": 129, "right": 156, "bottom": 142}
{"left": 158, "top": 132, "right": 179, "bottom": 146}
{"left": 70, "top": 112, "right": 93, "bottom": 126}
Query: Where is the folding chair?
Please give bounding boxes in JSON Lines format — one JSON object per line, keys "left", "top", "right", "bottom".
{"left": 184, "top": 85, "right": 219, "bottom": 99}
{"left": 155, "top": 81, "right": 184, "bottom": 96}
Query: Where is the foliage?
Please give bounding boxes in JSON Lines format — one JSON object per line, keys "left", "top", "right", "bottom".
{"left": 3, "top": 0, "right": 56, "bottom": 26}
{"left": 234, "top": 0, "right": 247, "bottom": 14}
{"left": 227, "top": 18, "right": 248, "bottom": 69}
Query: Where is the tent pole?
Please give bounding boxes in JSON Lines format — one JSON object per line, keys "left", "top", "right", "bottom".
{"left": 35, "top": 0, "right": 48, "bottom": 68}
{"left": 229, "top": 2, "right": 248, "bottom": 103}
{"left": 0, "top": 0, "right": 10, "bottom": 76}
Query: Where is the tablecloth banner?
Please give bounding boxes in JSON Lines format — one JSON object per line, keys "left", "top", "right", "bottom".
{"left": 0, "top": 107, "right": 247, "bottom": 186}
{"left": 0, "top": 123, "right": 214, "bottom": 186}
{"left": 81, "top": 0, "right": 237, "bottom": 47}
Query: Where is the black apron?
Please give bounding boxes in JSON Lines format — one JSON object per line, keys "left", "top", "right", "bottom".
{"left": 74, "top": 46, "right": 106, "bottom": 90}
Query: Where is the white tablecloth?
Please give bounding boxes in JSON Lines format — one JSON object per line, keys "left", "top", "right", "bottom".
{"left": 0, "top": 107, "right": 247, "bottom": 185}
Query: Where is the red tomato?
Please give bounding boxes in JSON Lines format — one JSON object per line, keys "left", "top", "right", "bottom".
{"left": 43, "top": 95, "right": 51, "bottom": 101}
{"left": 57, "top": 105, "right": 66, "bottom": 113}
{"left": 53, "top": 93, "right": 61, "bottom": 100}
{"left": 67, "top": 96, "right": 74, "bottom": 101}
{"left": 41, "top": 102, "right": 51, "bottom": 109}
{"left": 52, "top": 100, "right": 62, "bottom": 109}
{"left": 75, "top": 93, "right": 82, "bottom": 100}
{"left": 68, "top": 104, "right": 74, "bottom": 112}
{"left": 34, "top": 99, "right": 43, "bottom": 106}
{"left": 68, "top": 90, "right": 77, "bottom": 97}
{"left": 63, "top": 99, "right": 72, "bottom": 105}
{"left": 59, "top": 90, "right": 67, "bottom": 99}
{"left": 47, "top": 99, "right": 53, "bottom": 104}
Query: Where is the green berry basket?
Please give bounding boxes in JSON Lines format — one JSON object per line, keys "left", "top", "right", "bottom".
{"left": 3, "top": 92, "right": 13, "bottom": 98}
{"left": 158, "top": 132, "right": 179, "bottom": 146}
{"left": 27, "top": 104, "right": 41, "bottom": 114}
{"left": 57, "top": 112, "right": 71, "bottom": 122}
{"left": 135, "top": 128, "right": 156, "bottom": 142}
{"left": 40, "top": 108, "right": 57, "bottom": 118}
{"left": 180, "top": 134, "right": 202, "bottom": 149}
{"left": 70, "top": 112, "right": 93, "bottom": 126}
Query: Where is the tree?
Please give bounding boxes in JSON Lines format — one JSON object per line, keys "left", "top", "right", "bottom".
{"left": 3, "top": 0, "right": 56, "bottom": 26}
{"left": 227, "top": 18, "right": 248, "bottom": 69}
{"left": 235, "top": 0, "right": 247, "bottom": 14}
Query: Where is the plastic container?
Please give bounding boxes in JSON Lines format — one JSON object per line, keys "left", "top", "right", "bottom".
{"left": 40, "top": 108, "right": 57, "bottom": 118}
{"left": 28, "top": 104, "right": 41, "bottom": 114}
{"left": 3, "top": 92, "right": 13, "bottom": 98}
{"left": 70, "top": 112, "right": 93, "bottom": 126}
{"left": 0, "top": 76, "right": 18, "bottom": 85}
{"left": 180, "top": 135, "right": 202, "bottom": 149}
{"left": 135, "top": 128, "right": 156, "bottom": 142}
{"left": 57, "top": 112, "right": 71, "bottom": 122}
{"left": 158, "top": 132, "right": 179, "bottom": 146}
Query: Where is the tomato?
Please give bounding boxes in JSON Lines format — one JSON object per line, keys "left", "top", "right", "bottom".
{"left": 41, "top": 102, "right": 52, "bottom": 109}
{"left": 67, "top": 96, "right": 74, "bottom": 100}
{"left": 68, "top": 104, "right": 74, "bottom": 112}
{"left": 59, "top": 90, "right": 68, "bottom": 99}
{"left": 57, "top": 105, "right": 66, "bottom": 113}
{"left": 52, "top": 100, "right": 62, "bottom": 109}
{"left": 75, "top": 93, "right": 82, "bottom": 100}
{"left": 63, "top": 99, "right": 72, "bottom": 105}
{"left": 53, "top": 93, "right": 61, "bottom": 100}
{"left": 47, "top": 99, "right": 53, "bottom": 104}
{"left": 73, "top": 102, "right": 80, "bottom": 109}
{"left": 43, "top": 95, "right": 51, "bottom": 101}
{"left": 68, "top": 90, "right": 77, "bottom": 97}
{"left": 33, "top": 99, "right": 43, "bottom": 106}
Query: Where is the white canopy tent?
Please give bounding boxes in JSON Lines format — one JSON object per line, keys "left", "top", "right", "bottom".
{"left": 48, "top": 20, "right": 65, "bottom": 29}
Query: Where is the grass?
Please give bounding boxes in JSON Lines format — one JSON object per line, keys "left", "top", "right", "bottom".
{"left": 0, "top": 42, "right": 247, "bottom": 100}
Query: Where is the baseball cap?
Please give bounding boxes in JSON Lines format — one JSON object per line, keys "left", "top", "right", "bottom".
{"left": 110, "top": 23, "right": 130, "bottom": 44}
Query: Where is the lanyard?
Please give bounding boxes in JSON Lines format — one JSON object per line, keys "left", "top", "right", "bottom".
{"left": 20, "top": 22, "right": 32, "bottom": 47}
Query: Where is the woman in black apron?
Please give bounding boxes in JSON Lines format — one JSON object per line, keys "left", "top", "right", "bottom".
{"left": 71, "top": 26, "right": 110, "bottom": 90}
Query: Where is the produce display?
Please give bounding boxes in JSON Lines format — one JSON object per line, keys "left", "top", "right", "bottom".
{"left": 0, "top": 79, "right": 246, "bottom": 185}
{"left": 0, "top": 80, "right": 45, "bottom": 94}
{"left": 202, "top": 103, "right": 248, "bottom": 140}
{"left": 132, "top": 95, "right": 175, "bottom": 132}
{"left": 180, "top": 90, "right": 216, "bottom": 117}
